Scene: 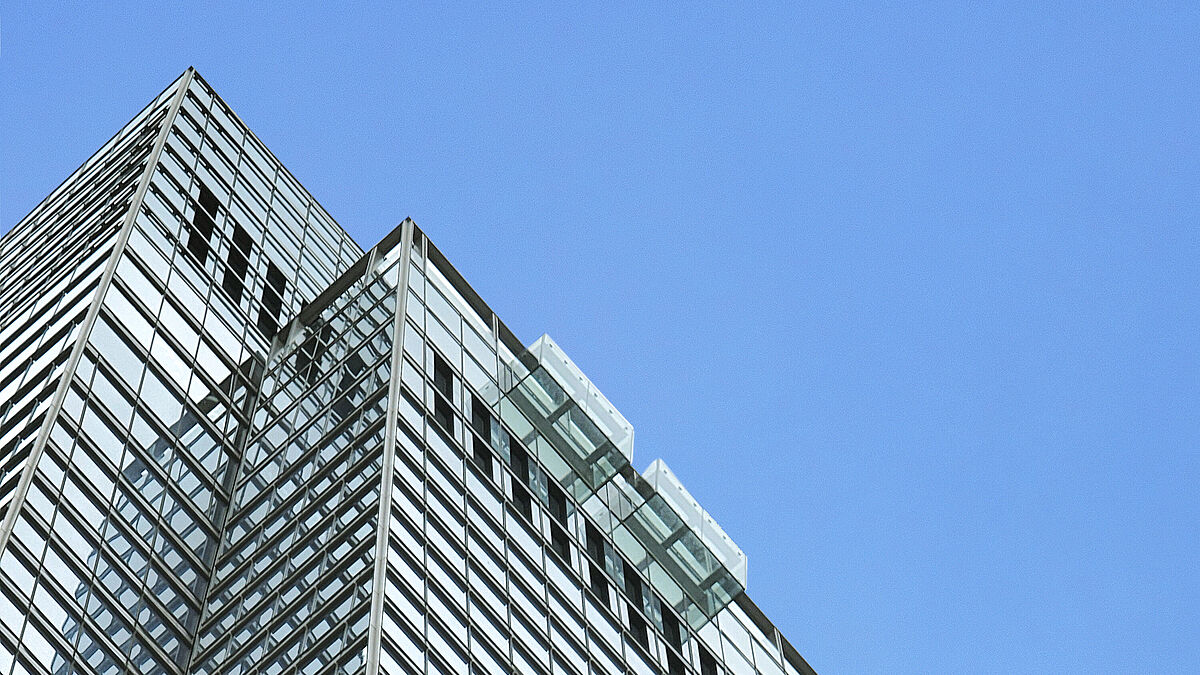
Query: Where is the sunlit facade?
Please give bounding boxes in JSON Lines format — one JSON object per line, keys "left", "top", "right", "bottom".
{"left": 0, "top": 69, "right": 816, "bottom": 675}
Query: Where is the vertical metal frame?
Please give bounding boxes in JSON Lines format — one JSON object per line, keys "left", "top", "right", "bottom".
{"left": 365, "top": 217, "right": 414, "bottom": 675}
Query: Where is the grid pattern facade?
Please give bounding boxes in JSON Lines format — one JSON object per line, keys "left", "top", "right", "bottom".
{"left": 376, "top": 229, "right": 815, "bottom": 675}
{"left": 190, "top": 238, "right": 407, "bottom": 674}
{"left": 0, "top": 73, "right": 181, "bottom": 522}
{"left": 0, "top": 69, "right": 362, "bottom": 675}
{"left": 0, "top": 69, "right": 818, "bottom": 675}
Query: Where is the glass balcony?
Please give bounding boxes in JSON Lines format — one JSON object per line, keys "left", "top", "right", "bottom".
{"left": 499, "top": 334, "right": 746, "bottom": 627}
{"left": 591, "top": 462, "right": 747, "bottom": 628}
{"left": 498, "top": 334, "right": 633, "bottom": 501}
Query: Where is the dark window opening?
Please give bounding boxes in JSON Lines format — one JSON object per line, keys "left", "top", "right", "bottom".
{"left": 508, "top": 441, "right": 534, "bottom": 518}
{"left": 197, "top": 185, "right": 220, "bottom": 216}
{"left": 550, "top": 524, "right": 570, "bottom": 561}
{"left": 662, "top": 611, "right": 683, "bottom": 649}
{"left": 472, "top": 435, "right": 493, "bottom": 476}
{"left": 628, "top": 606, "right": 649, "bottom": 648}
{"left": 222, "top": 224, "right": 253, "bottom": 303}
{"left": 257, "top": 314, "right": 278, "bottom": 340}
{"left": 512, "top": 483, "right": 533, "bottom": 520}
{"left": 668, "top": 654, "right": 686, "bottom": 675}
{"left": 334, "top": 354, "right": 366, "bottom": 417}
{"left": 471, "top": 395, "right": 491, "bottom": 437}
{"left": 511, "top": 442, "right": 529, "bottom": 484}
{"left": 699, "top": 647, "right": 719, "bottom": 675}
{"left": 186, "top": 209, "right": 215, "bottom": 264}
{"left": 433, "top": 353, "right": 454, "bottom": 399}
{"left": 623, "top": 562, "right": 643, "bottom": 607}
{"left": 588, "top": 564, "right": 609, "bottom": 604}
{"left": 433, "top": 393, "right": 454, "bottom": 432}
{"left": 586, "top": 523, "right": 605, "bottom": 564}
{"left": 257, "top": 261, "right": 286, "bottom": 338}
{"left": 548, "top": 482, "right": 568, "bottom": 525}
{"left": 187, "top": 185, "right": 220, "bottom": 264}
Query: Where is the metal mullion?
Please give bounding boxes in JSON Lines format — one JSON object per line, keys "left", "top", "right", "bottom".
{"left": 384, "top": 529, "right": 427, "bottom": 593}
{"left": 218, "top": 571, "right": 352, "bottom": 667}
{"left": 512, "top": 638, "right": 551, "bottom": 675}
{"left": 424, "top": 493, "right": 467, "bottom": 563}
{"left": 380, "top": 591, "right": 429, "bottom": 660}
{"left": 379, "top": 629, "right": 422, "bottom": 675}
{"left": 233, "top": 385, "right": 383, "bottom": 506}
{"left": 466, "top": 620, "right": 513, "bottom": 675}
{"left": 207, "top": 521, "right": 372, "bottom": 662}
{"left": 0, "top": 306, "right": 92, "bottom": 408}
{"left": 98, "top": 475, "right": 211, "bottom": 619}
{"left": 465, "top": 520, "right": 508, "bottom": 583}
{"left": 217, "top": 528, "right": 374, "bottom": 669}
{"left": 494, "top": 382, "right": 699, "bottom": 657}
{"left": 16, "top": 498, "right": 188, "bottom": 674}
{"left": 464, "top": 473, "right": 505, "bottom": 532}
{"left": 12, "top": 576, "right": 116, "bottom": 675}
{"left": 267, "top": 279, "right": 396, "bottom": 397}
{"left": 228, "top": 413, "right": 386, "bottom": 534}
{"left": 241, "top": 318, "right": 393, "bottom": 456}
{"left": 247, "top": 435, "right": 381, "bottom": 564}
{"left": 102, "top": 263, "right": 252, "bottom": 443}
{"left": 425, "top": 613, "right": 469, "bottom": 675}
{"left": 425, "top": 529, "right": 468, "bottom": 595}
{"left": 230, "top": 380, "right": 387, "bottom": 509}
{"left": 0, "top": 229, "right": 109, "bottom": 351}
{"left": 39, "top": 477, "right": 199, "bottom": 625}
{"left": 40, "top": 442, "right": 202, "bottom": 624}
{"left": 282, "top": 581, "right": 371, "bottom": 672}
{"left": 310, "top": 633, "right": 370, "bottom": 675}
{"left": 548, "top": 608, "right": 588, "bottom": 660}
{"left": 208, "top": 450, "right": 383, "bottom": 608}
{"left": 10, "top": 131, "right": 148, "bottom": 249}
{"left": 5, "top": 93, "right": 170, "bottom": 231}
{"left": 366, "top": 219, "right": 414, "bottom": 675}
{"left": 276, "top": 327, "right": 393, "bottom": 422}
{"left": 31, "top": 538, "right": 188, "bottom": 675}
{"left": 335, "top": 635, "right": 374, "bottom": 674}
{"left": 194, "top": 117, "right": 241, "bottom": 191}
{"left": 465, "top": 565, "right": 509, "bottom": 631}
{"left": 58, "top": 155, "right": 141, "bottom": 222}
{"left": 114, "top": 249, "right": 212, "bottom": 348}
{"left": 231, "top": 417, "right": 384, "bottom": 538}
{"left": 104, "top": 452, "right": 212, "bottom": 577}
{"left": 86, "top": 343, "right": 226, "bottom": 520}
{"left": 424, "top": 458, "right": 467, "bottom": 524}
{"left": 73, "top": 363, "right": 220, "bottom": 548}
{"left": 506, "top": 554, "right": 550, "bottom": 631}
{"left": 425, "top": 571, "right": 470, "bottom": 646}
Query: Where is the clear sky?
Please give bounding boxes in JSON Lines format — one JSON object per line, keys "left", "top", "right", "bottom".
{"left": 2, "top": 3, "right": 1197, "bottom": 673}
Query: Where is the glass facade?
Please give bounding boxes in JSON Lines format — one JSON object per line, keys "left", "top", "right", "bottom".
{"left": 0, "top": 69, "right": 817, "bottom": 675}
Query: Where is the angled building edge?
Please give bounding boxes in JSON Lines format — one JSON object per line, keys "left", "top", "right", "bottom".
{"left": 0, "top": 68, "right": 818, "bottom": 675}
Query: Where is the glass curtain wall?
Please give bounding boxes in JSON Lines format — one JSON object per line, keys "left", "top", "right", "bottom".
{"left": 190, "top": 240, "right": 405, "bottom": 675}
{"left": 0, "top": 68, "right": 363, "bottom": 675}
{"left": 0, "top": 69, "right": 818, "bottom": 675}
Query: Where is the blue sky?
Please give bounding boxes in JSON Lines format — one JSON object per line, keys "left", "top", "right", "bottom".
{"left": 2, "top": 3, "right": 1197, "bottom": 672}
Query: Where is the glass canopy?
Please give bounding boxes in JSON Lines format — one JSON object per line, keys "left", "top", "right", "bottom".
{"left": 498, "top": 334, "right": 748, "bottom": 627}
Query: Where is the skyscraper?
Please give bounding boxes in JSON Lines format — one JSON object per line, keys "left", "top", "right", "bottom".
{"left": 0, "top": 69, "right": 817, "bottom": 675}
